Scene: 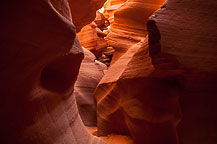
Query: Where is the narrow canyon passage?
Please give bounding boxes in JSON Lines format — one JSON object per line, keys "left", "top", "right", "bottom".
{"left": 0, "top": 0, "right": 217, "bottom": 144}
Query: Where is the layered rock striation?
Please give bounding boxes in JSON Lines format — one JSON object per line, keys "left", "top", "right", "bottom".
{"left": 105, "top": 0, "right": 166, "bottom": 63}
{"left": 95, "top": 20, "right": 184, "bottom": 143}
{"left": 103, "top": 0, "right": 127, "bottom": 25}
{"left": 77, "top": 21, "right": 108, "bottom": 59}
{"left": 152, "top": 0, "right": 217, "bottom": 144}
{"left": 95, "top": 0, "right": 217, "bottom": 144}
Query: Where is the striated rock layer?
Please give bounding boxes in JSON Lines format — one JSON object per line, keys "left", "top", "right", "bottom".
{"left": 152, "top": 0, "right": 217, "bottom": 144}
{"left": 77, "top": 22, "right": 108, "bottom": 59}
{"left": 105, "top": 0, "right": 166, "bottom": 63}
{"left": 95, "top": 22, "right": 184, "bottom": 143}
{"left": 0, "top": 0, "right": 105, "bottom": 144}
{"left": 103, "top": 0, "right": 127, "bottom": 25}
{"left": 96, "top": 0, "right": 217, "bottom": 143}
{"left": 74, "top": 48, "right": 107, "bottom": 126}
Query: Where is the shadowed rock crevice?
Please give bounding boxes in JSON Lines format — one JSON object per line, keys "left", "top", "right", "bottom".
{"left": 40, "top": 52, "right": 84, "bottom": 93}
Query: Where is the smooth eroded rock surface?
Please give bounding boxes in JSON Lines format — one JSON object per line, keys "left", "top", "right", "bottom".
{"left": 0, "top": 1, "right": 105, "bottom": 144}
{"left": 77, "top": 22, "right": 108, "bottom": 58}
{"left": 95, "top": 0, "right": 217, "bottom": 143}
{"left": 69, "top": 0, "right": 107, "bottom": 32}
{"left": 105, "top": 0, "right": 166, "bottom": 63}
{"left": 152, "top": 0, "right": 217, "bottom": 144}
{"left": 95, "top": 32, "right": 184, "bottom": 144}
{"left": 75, "top": 48, "right": 107, "bottom": 126}
{"left": 103, "top": 0, "right": 127, "bottom": 25}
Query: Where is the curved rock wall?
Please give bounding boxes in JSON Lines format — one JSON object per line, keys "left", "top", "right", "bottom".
{"left": 69, "top": 0, "right": 107, "bottom": 32}
{"left": 152, "top": 0, "right": 217, "bottom": 144}
{"left": 95, "top": 0, "right": 217, "bottom": 144}
{"left": 103, "top": 0, "right": 127, "bottom": 25}
{"left": 105, "top": 0, "right": 165, "bottom": 63}
{"left": 77, "top": 21, "right": 108, "bottom": 59}
{"left": 74, "top": 48, "right": 107, "bottom": 126}
{"left": 0, "top": 0, "right": 105, "bottom": 144}
{"left": 95, "top": 33, "right": 183, "bottom": 144}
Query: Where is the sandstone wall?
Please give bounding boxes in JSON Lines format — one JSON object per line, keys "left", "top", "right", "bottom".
{"left": 105, "top": 0, "right": 165, "bottom": 63}
{"left": 95, "top": 0, "right": 217, "bottom": 144}
{"left": 152, "top": 0, "right": 217, "bottom": 143}
{"left": 74, "top": 48, "right": 107, "bottom": 126}
{"left": 0, "top": 0, "right": 105, "bottom": 144}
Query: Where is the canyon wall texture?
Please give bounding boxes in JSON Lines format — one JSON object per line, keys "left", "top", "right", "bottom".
{"left": 77, "top": 21, "right": 108, "bottom": 59}
{"left": 152, "top": 0, "right": 217, "bottom": 144}
{"left": 74, "top": 48, "right": 107, "bottom": 126}
{"left": 0, "top": 0, "right": 105, "bottom": 144}
{"left": 69, "top": 0, "right": 107, "bottom": 32}
{"left": 105, "top": 0, "right": 166, "bottom": 63}
{"left": 95, "top": 0, "right": 217, "bottom": 144}
{"left": 103, "top": 0, "right": 127, "bottom": 25}
{"left": 95, "top": 34, "right": 183, "bottom": 144}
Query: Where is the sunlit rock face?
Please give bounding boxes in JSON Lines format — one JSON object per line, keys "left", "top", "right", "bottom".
{"left": 105, "top": 0, "right": 165, "bottom": 64}
{"left": 74, "top": 48, "right": 107, "bottom": 126}
{"left": 95, "top": 20, "right": 184, "bottom": 143}
{"left": 0, "top": 1, "right": 105, "bottom": 144}
{"left": 77, "top": 22, "right": 108, "bottom": 59}
{"left": 68, "top": 0, "right": 107, "bottom": 32}
{"left": 103, "top": 0, "right": 127, "bottom": 25}
{"left": 152, "top": 0, "right": 217, "bottom": 144}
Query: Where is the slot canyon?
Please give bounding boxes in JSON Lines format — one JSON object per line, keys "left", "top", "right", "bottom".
{"left": 0, "top": 0, "right": 217, "bottom": 144}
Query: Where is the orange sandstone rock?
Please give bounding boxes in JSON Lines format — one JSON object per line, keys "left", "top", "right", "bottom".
{"left": 77, "top": 22, "right": 108, "bottom": 58}
{"left": 105, "top": 0, "right": 165, "bottom": 64}
{"left": 96, "top": 0, "right": 217, "bottom": 143}
{"left": 78, "top": 23, "right": 99, "bottom": 51}
{"left": 95, "top": 20, "right": 184, "bottom": 143}
{"left": 103, "top": 0, "right": 127, "bottom": 25}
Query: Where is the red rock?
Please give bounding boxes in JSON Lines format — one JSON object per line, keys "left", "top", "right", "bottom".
{"left": 151, "top": 0, "right": 217, "bottom": 143}
{"left": 0, "top": 1, "right": 105, "bottom": 144}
